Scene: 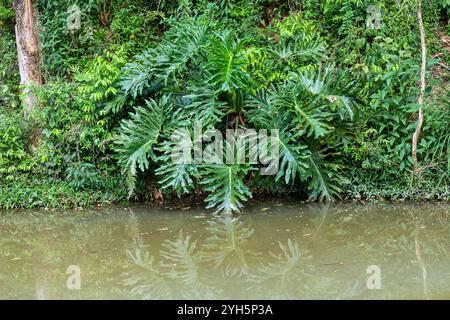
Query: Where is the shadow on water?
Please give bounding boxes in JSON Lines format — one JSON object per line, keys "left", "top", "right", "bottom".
{"left": 0, "top": 201, "right": 449, "bottom": 299}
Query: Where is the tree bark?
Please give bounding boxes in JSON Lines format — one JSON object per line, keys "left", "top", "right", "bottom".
{"left": 412, "top": 0, "right": 427, "bottom": 172}
{"left": 13, "top": 0, "right": 42, "bottom": 113}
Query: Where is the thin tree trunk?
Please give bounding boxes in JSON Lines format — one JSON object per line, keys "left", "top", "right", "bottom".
{"left": 13, "top": 0, "right": 42, "bottom": 113}
{"left": 412, "top": 0, "right": 427, "bottom": 171}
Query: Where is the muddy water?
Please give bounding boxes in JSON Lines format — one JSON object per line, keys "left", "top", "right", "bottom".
{"left": 0, "top": 201, "right": 449, "bottom": 300}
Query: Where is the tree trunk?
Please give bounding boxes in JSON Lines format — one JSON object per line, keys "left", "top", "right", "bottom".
{"left": 13, "top": 0, "right": 42, "bottom": 113}
{"left": 411, "top": 0, "right": 427, "bottom": 172}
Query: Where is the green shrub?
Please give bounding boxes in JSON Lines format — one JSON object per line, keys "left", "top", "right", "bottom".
{"left": 0, "top": 113, "right": 35, "bottom": 182}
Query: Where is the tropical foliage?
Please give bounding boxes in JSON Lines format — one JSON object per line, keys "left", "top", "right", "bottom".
{"left": 0, "top": 0, "right": 449, "bottom": 210}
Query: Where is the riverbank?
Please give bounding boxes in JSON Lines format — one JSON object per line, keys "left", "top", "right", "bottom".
{"left": 1, "top": 2, "right": 449, "bottom": 214}
{"left": 1, "top": 175, "right": 449, "bottom": 210}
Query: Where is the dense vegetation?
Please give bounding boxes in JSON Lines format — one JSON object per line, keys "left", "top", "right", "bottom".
{"left": 0, "top": 0, "right": 449, "bottom": 212}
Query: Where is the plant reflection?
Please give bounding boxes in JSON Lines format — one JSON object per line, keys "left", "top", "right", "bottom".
{"left": 0, "top": 203, "right": 448, "bottom": 299}
{"left": 123, "top": 214, "right": 363, "bottom": 299}
{"left": 122, "top": 204, "right": 450, "bottom": 300}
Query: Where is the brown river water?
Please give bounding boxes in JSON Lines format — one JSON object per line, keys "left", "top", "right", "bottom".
{"left": 0, "top": 201, "right": 449, "bottom": 299}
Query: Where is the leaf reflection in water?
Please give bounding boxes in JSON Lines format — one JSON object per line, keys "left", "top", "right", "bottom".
{"left": 202, "top": 216, "right": 258, "bottom": 277}
{"left": 123, "top": 215, "right": 341, "bottom": 299}
{"left": 1, "top": 203, "right": 448, "bottom": 299}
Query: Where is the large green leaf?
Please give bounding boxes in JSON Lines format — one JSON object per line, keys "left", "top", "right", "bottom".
{"left": 270, "top": 33, "right": 326, "bottom": 63}
{"left": 298, "top": 67, "right": 355, "bottom": 120}
{"left": 115, "top": 17, "right": 211, "bottom": 109}
{"left": 155, "top": 128, "right": 199, "bottom": 196}
{"left": 305, "top": 149, "right": 349, "bottom": 202}
{"left": 207, "top": 31, "right": 250, "bottom": 92}
{"left": 275, "top": 85, "right": 332, "bottom": 139}
{"left": 114, "top": 97, "right": 170, "bottom": 196}
{"left": 200, "top": 163, "right": 252, "bottom": 214}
